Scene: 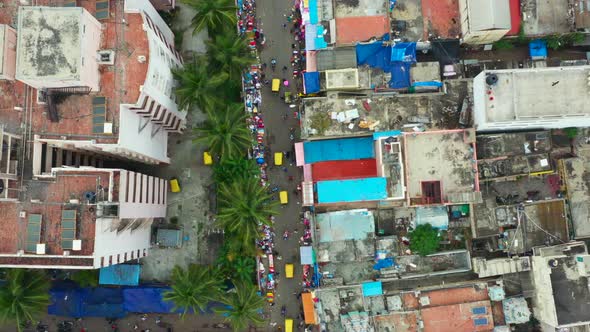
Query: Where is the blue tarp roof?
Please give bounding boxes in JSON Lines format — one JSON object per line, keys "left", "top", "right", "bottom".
{"left": 48, "top": 288, "right": 127, "bottom": 318}
{"left": 391, "top": 42, "right": 416, "bottom": 62}
{"left": 305, "top": 24, "right": 327, "bottom": 51}
{"left": 529, "top": 39, "right": 547, "bottom": 59}
{"left": 99, "top": 264, "right": 140, "bottom": 286}
{"left": 316, "top": 177, "right": 388, "bottom": 203}
{"left": 303, "top": 72, "right": 321, "bottom": 94}
{"left": 373, "top": 257, "right": 394, "bottom": 270}
{"left": 356, "top": 36, "right": 416, "bottom": 89}
{"left": 303, "top": 137, "right": 374, "bottom": 164}
{"left": 373, "top": 130, "right": 402, "bottom": 140}
{"left": 362, "top": 281, "right": 383, "bottom": 297}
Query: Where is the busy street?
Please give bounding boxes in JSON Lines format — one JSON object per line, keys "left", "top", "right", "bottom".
{"left": 240, "top": 0, "right": 310, "bottom": 329}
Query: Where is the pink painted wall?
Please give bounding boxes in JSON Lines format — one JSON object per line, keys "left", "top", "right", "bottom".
{"left": 1, "top": 25, "right": 17, "bottom": 81}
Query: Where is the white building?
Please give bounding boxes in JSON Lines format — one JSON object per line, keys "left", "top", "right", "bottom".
{"left": 15, "top": 3, "right": 186, "bottom": 168}
{"left": 473, "top": 66, "right": 590, "bottom": 131}
{"left": 0, "top": 168, "right": 167, "bottom": 269}
{"left": 458, "top": 0, "right": 511, "bottom": 45}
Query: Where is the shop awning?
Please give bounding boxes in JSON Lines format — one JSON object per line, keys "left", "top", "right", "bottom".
{"left": 300, "top": 246, "right": 316, "bottom": 265}
{"left": 302, "top": 292, "right": 317, "bottom": 324}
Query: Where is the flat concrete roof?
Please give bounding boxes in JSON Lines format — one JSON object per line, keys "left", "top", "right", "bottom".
{"left": 404, "top": 130, "right": 478, "bottom": 205}
{"left": 334, "top": 0, "right": 388, "bottom": 18}
{"left": 522, "top": 0, "right": 572, "bottom": 36}
{"left": 562, "top": 156, "right": 590, "bottom": 238}
{"left": 473, "top": 67, "right": 590, "bottom": 131}
{"left": 467, "top": 0, "right": 511, "bottom": 31}
{"left": 16, "top": 7, "right": 82, "bottom": 80}
{"left": 316, "top": 47, "right": 357, "bottom": 71}
{"left": 301, "top": 80, "right": 470, "bottom": 139}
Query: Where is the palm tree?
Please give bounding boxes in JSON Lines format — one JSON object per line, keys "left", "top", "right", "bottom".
{"left": 217, "top": 178, "right": 279, "bottom": 247}
{"left": 193, "top": 104, "right": 252, "bottom": 161}
{"left": 0, "top": 269, "right": 50, "bottom": 331}
{"left": 164, "top": 265, "right": 224, "bottom": 317}
{"left": 215, "top": 281, "right": 265, "bottom": 331}
{"left": 212, "top": 158, "right": 260, "bottom": 185}
{"left": 206, "top": 34, "right": 255, "bottom": 79}
{"left": 183, "top": 0, "right": 237, "bottom": 35}
{"left": 173, "top": 57, "right": 229, "bottom": 112}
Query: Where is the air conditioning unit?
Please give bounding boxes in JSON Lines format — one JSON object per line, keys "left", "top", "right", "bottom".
{"left": 19, "top": 211, "right": 26, "bottom": 218}
{"left": 103, "top": 122, "right": 113, "bottom": 134}
{"left": 63, "top": 250, "right": 70, "bottom": 256}
{"left": 16, "top": 250, "right": 24, "bottom": 256}
{"left": 36, "top": 90, "right": 47, "bottom": 104}
{"left": 72, "top": 240, "right": 82, "bottom": 251}
{"left": 96, "top": 50, "right": 115, "bottom": 65}
{"left": 137, "top": 55, "right": 146, "bottom": 63}
{"left": 36, "top": 243, "right": 46, "bottom": 255}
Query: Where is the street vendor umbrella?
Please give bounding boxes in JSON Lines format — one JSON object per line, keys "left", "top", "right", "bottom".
{"left": 283, "top": 80, "right": 289, "bottom": 87}
{"left": 256, "top": 158, "right": 265, "bottom": 164}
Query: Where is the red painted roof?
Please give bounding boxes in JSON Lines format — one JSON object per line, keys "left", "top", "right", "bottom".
{"left": 421, "top": 0, "right": 461, "bottom": 39}
{"left": 336, "top": 16, "right": 389, "bottom": 45}
{"left": 312, "top": 159, "right": 378, "bottom": 181}
{"left": 506, "top": 0, "right": 522, "bottom": 36}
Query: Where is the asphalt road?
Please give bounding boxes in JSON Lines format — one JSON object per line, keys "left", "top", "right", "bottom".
{"left": 256, "top": 0, "right": 306, "bottom": 330}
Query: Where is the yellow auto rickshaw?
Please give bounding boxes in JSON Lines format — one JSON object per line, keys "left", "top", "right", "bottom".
{"left": 203, "top": 151, "right": 213, "bottom": 165}
{"left": 285, "top": 263, "right": 294, "bottom": 278}
{"left": 279, "top": 191, "right": 288, "bottom": 204}
{"left": 274, "top": 152, "right": 283, "bottom": 166}
{"left": 285, "top": 318, "right": 293, "bottom": 332}
{"left": 272, "top": 78, "right": 280, "bottom": 92}
{"left": 170, "top": 178, "right": 181, "bottom": 193}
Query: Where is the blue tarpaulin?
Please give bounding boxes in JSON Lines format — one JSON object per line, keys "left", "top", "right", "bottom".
{"left": 362, "top": 281, "right": 383, "bottom": 297}
{"left": 373, "top": 130, "right": 402, "bottom": 140}
{"left": 390, "top": 42, "right": 416, "bottom": 62}
{"left": 303, "top": 72, "right": 321, "bottom": 94}
{"left": 99, "top": 264, "right": 140, "bottom": 286}
{"left": 356, "top": 35, "right": 416, "bottom": 89}
{"left": 48, "top": 288, "right": 127, "bottom": 318}
{"left": 122, "top": 287, "right": 178, "bottom": 314}
{"left": 529, "top": 39, "right": 547, "bottom": 59}
{"left": 305, "top": 24, "right": 328, "bottom": 51}
{"left": 412, "top": 81, "right": 443, "bottom": 87}
{"left": 373, "top": 257, "right": 395, "bottom": 270}
{"left": 390, "top": 62, "right": 411, "bottom": 89}
{"left": 308, "top": 0, "right": 318, "bottom": 24}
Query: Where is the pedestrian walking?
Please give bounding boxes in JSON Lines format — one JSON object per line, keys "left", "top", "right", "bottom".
{"left": 282, "top": 23, "right": 287, "bottom": 29}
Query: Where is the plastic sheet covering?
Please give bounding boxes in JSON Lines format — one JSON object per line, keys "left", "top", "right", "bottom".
{"left": 122, "top": 287, "right": 178, "bottom": 313}
{"left": 356, "top": 35, "right": 415, "bottom": 88}
{"left": 390, "top": 42, "right": 416, "bottom": 62}
{"left": 529, "top": 39, "right": 547, "bottom": 59}
{"left": 390, "top": 62, "right": 411, "bottom": 89}
{"left": 303, "top": 72, "right": 321, "bottom": 94}
{"left": 48, "top": 287, "right": 126, "bottom": 318}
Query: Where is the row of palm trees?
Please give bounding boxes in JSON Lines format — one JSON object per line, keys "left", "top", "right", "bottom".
{"left": 163, "top": 0, "right": 279, "bottom": 330}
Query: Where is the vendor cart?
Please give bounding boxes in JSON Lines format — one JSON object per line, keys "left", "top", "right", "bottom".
{"left": 285, "top": 263, "right": 294, "bottom": 278}
{"left": 170, "top": 178, "right": 180, "bottom": 193}
{"left": 284, "top": 91, "right": 292, "bottom": 103}
{"left": 203, "top": 151, "right": 213, "bottom": 165}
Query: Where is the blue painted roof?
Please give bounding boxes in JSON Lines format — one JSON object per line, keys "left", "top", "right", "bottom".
{"left": 362, "top": 281, "right": 383, "bottom": 297}
{"left": 317, "top": 177, "right": 387, "bottom": 203}
{"left": 99, "top": 264, "right": 140, "bottom": 286}
{"left": 304, "top": 137, "right": 374, "bottom": 164}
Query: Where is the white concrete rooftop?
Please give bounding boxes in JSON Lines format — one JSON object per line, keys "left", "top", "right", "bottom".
{"left": 473, "top": 66, "right": 590, "bottom": 131}
{"left": 16, "top": 7, "right": 83, "bottom": 80}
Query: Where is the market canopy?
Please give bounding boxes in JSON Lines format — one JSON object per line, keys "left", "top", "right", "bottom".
{"left": 300, "top": 246, "right": 316, "bottom": 265}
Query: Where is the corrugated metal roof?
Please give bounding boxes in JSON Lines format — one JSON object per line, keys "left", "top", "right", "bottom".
{"left": 468, "top": 0, "right": 511, "bottom": 31}
{"left": 316, "top": 47, "right": 357, "bottom": 71}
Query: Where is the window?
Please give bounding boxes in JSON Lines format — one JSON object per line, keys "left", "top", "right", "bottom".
{"left": 473, "top": 318, "right": 488, "bottom": 326}
{"left": 472, "top": 307, "right": 487, "bottom": 315}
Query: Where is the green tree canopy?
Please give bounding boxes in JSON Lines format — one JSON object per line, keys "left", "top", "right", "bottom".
{"left": 408, "top": 223, "right": 440, "bottom": 256}
{"left": 215, "top": 281, "right": 265, "bottom": 331}
{"left": 193, "top": 104, "right": 252, "bottom": 161}
{"left": 163, "top": 265, "right": 224, "bottom": 317}
{"left": 70, "top": 270, "right": 99, "bottom": 288}
{"left": 183, "top": 0, "right": 237, "bottom": 35}
{"left": 217, "top": 178, "right": 279, "bottom": 247}
{"left": 173, "top": 57, "right": 229, "bottom": 112}
{"left": 0, "top": 269, "right": 50, "bottom": 331}
{"left": 212, "top": 158, "right": 260, "bottom": 185}
{"left": 206, "top": 34, "right": 255, "bottom": 80}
